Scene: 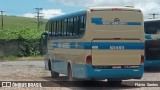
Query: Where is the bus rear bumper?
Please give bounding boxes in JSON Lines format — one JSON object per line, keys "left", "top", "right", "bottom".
{"left": 85, "top": 65, "right": 144, "bottom": 80}
{"left": 72, "top": 63, "right": 144, "bottom": 79}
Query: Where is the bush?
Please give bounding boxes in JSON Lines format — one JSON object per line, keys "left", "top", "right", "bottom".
{"left": 0, "top": 27, "right": 44, "bottom": 57}
{"left": 0, "top": 27, "right": 43, "bottom": 40}
{"left": 18, "top": 39, "right": 40, "bottom": 57}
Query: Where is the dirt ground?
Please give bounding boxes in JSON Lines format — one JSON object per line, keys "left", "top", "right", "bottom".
{"left": 0, "top": 61, "right": 160, "bottom": 90}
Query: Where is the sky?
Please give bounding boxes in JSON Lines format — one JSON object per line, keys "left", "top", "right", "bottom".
{"left": 0, "top": 0, "right": 160, "bottom": 19}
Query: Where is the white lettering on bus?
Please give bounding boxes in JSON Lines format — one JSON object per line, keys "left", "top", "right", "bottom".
{"left": 62, "top": 43, "right": 70, "bottom": 48}
{"left": 110, "top": 46, "right": 125, "bottom": 50}
{"left": 103, "top": 22, "right": 127, "bottom": 25}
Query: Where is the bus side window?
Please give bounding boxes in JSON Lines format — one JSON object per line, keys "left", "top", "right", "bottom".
{"left": 50, "top": 22, "right": 53, "bottom": 36}
{"left": 68, "top": 18, "right": 74, "bottom": 36}
{"left": 49, "top": 22, "right": 52, "bottom": 37}
{"left": 63, "top": 19, "right": 67, "bottom": 37}
{"left": 80, "top": 15, "right": 86, "bottom": 35}
{"left": 58, "top": 20, "right": 62, "bottom": 37}
{"left": 61, "top": 19, "right": 64, "bottom": 36}
{"left": 67, "top": 18, "right": 70, "bottom": 37}
{"left": 74, "top": 17, "right": 79, "bottom": 36}
{"left": 56, "top": 21, "right": 59, "bottom": 37}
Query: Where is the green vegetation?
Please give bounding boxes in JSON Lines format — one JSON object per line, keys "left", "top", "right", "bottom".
{"left": 0, "top": 15, "right": 47, "bottom": 39}
{"left": 18, "top": 39, "right": 41, "bottom": 57}
{"left": 0, "top": 27, "right": 44, "bottom": 39}
{"left": 1, "top": 15, "right": 47, "bottom": 30}
{"left": 0, "top": 55, "right": 43, "bottom": 61}
{"left": 0, "top": 55, "right": 17, "bottom": 61}
{"left": 0, "top": 16, "right": 48, "bottom": 57}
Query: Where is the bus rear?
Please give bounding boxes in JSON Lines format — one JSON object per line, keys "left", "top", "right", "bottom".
{"left": 84, "top": 7, "right": 144, "bottom": 80}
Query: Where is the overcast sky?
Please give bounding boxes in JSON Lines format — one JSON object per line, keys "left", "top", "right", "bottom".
{"left": 0, "top": 0, "right": 160, "bottom": 19}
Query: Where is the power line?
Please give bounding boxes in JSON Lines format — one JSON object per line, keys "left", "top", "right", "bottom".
{"left": 149, "top": 13, "right": 159, "bottom": 19}
{"left": 0, "top": 11, "right": 4, "bottom": 29}
{"left": 35, "top": 8, "right": 43, "bottom": 30}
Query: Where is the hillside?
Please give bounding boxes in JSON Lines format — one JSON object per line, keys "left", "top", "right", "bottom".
{"left": 0, "top": 15, "right": 47, "bottom": 30}
{"left": 0, "top": 16, "right": 47, "bottom": 39}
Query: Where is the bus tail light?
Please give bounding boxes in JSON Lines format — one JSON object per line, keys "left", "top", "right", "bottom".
{"left": 141, "top": 55, "right": 144, "bottom": 65}
{"left": 86, "top": 55, "right": 92, "bottom": 65}
{"left": 112, "top": 8, "right": 121, "bottom": 11}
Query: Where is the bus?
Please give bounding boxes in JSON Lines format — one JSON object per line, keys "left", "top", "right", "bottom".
{"left": 145, "top": 19, "right": 160, "bottom": 68}
{"left": 42, "top": 6, "right": 145, "bottom": 83}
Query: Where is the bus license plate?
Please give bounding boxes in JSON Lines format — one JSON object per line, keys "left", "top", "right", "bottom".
{"left": 112, "top": 66, "right": 122, "bottom": 69}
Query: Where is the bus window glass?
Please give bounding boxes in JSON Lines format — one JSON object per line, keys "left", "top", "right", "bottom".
{"left": 49, "top": 22, "right": 52, "bottom": 36}
{"left": 80, "top": 15, "right": 86, "bottom": 35}
{"left": 61, "top": 20, "right": 64, "bottom": 36}
{"left": 64, "top": 19, "right": 68, "bottom": 36}
{"left": 74, "top": 17, "right": 79, "bottom": 36}
{"left": 68, "top": 18, "right": 74, "bottom": 36}
{"left": 144, "top": 21, "right": 160, "bottom": 34}
{"left": 145, "top": 40, "right": 160, "bottom": 60}
{"left": 58, "top": 20, "right": 62, "bottom": 37}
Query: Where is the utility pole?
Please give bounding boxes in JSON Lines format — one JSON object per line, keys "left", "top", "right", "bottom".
{"left": 35, "top": 8, "right": 43, "bottom": 30}
{"left": 0, "top": 11, "right": 4, "bottom": 29}
{"left": 149, "top": 13, "right": 159, "bottom": 19}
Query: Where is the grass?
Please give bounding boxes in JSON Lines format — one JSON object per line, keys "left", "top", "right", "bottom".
{"left": 0, "top": 15, "right": 47, "bottom": 30}
{"left": 0, "top": 15, "right": 47, "bottom": 39}
{"left": 0, "top": 55, "right": 44, "bottom": 61}
{"left": 0, "top": 55, "right": 17, "bottom": 61}
{"left": 17, "top": 56, "right": 44, "bottom": 61}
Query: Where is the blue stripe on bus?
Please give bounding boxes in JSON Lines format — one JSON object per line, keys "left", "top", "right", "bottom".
{"left": 91, "top": 18, "right": 103, "bottom": 25}
{"left": 53, "top": 42, "right": 58, "bottom": 48}
{"left": 70, "top": 42, "right": 76, "bottom": 48}
{"left": 145, "top": 34, "right": 152, "bottom": 39}
{"left": 91, "top": 18, "right": 142, "bottom": 25}
{"left": 127, "top": 22, "right": 141, "bottom": 25}
{"left": 53, "top": 42, "right": 144, "bottom": 50}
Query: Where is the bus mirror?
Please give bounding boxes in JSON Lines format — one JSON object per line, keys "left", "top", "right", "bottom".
{"left": 40, "top": 32, "right": 48, "bottom": 51}
{"left": 42, "top": 31, "right": 49, "bottom": 36}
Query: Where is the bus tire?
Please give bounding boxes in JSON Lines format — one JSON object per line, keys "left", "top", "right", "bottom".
{"left": 107, "top": 79, "right": 122, "bottom": 86}
{"left": 50, "top": 61, "right": 59, "bottom": 78}
{"left": 51, "top": 71, "right": 59, "bottom": 78}
{"left": 67, "top": 64, "right": 74, "bottom": 81}
{"left": 48, "top": 60, "right": 51, "bottom": 71}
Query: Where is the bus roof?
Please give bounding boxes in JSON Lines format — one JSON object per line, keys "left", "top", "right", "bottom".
{"left": 89, "top": 6, "right": 141, "bottom": 12}
{"left": 48, "top": 10, "right": 87, "bottom": 22}
{"left": 145, "top": 18, "right": 160, "bottom": 22}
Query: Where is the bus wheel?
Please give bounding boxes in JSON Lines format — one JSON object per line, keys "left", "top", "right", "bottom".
{"left": 67, "top": 64, "right": 74, "bottom": 81}
{"left": 50, "top": 63, "right": 59, "bottom": 78}
{"left": 107, "top": 79, "right": 122, "bottom": 86}
{"left": 49, "top": 59, "right": 59, "bottom": 78}
{"left": 51, "top": 71, "right": 59, "bottom": 78}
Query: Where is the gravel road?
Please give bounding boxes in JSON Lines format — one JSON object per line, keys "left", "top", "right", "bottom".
{"left": 0, "top": 61, "right": 160, "bottom": 90}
